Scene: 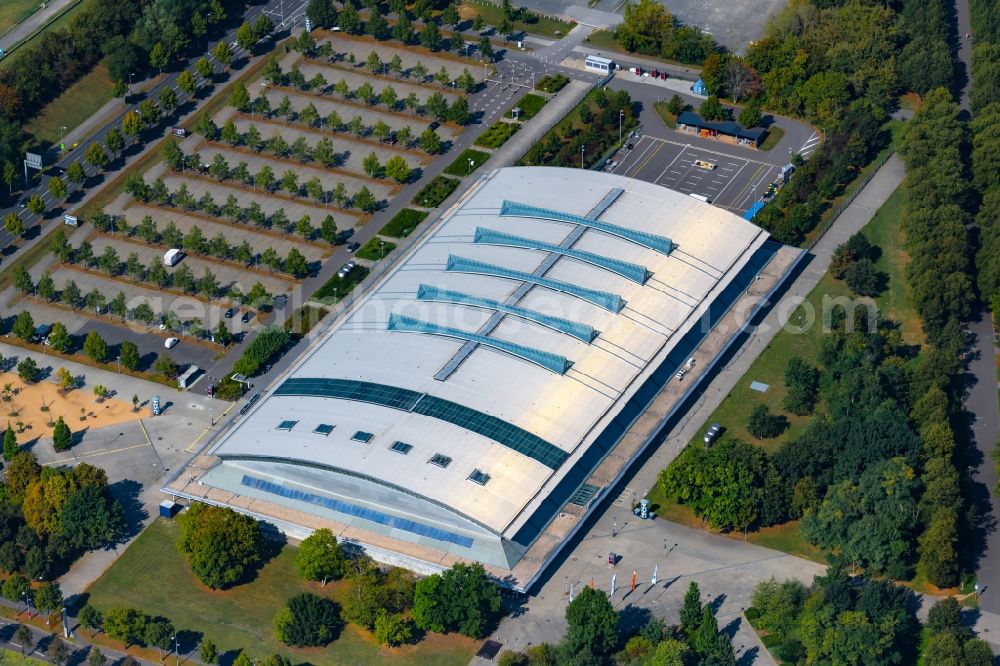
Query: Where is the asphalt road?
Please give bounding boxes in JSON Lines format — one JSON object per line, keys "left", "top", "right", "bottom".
{"left": 0, "top": 0, "right": 311, "bottom": 251}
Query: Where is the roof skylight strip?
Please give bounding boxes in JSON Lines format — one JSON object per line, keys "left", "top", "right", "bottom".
{"left": 275, "top": 378, "right": 568, "bottom": 469}
{"left": 473, "top": 227, "right": 651, "bottom": 284}
{"left": 387, "top": 313, "right": 573, "bottom": 374}
{"left": 499, "top": 199, "right": 675, "bottom": 255}
{"left": 445, "top": 255, "right": 625, "bottom": 313}
{"left": 416, "top": 284, "right": 598, "bottom": 343}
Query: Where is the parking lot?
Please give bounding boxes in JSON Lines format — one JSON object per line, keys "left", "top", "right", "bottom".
{"left": 611, "top": 134, "right": 784, "bottom": 214}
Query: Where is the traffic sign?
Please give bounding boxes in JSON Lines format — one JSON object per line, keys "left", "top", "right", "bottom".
{"left": 24, "top": 152, "right": 42, "bottom": 170}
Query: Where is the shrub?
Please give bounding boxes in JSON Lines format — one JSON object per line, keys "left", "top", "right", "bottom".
{"left": 508, "top": 93, "right": 546, "bottom": 120}
{"left": 411, "top": 176, "right": 459, "bottom": 207}
{"left": 474, "top": 121, "right": 520, "bottom": 149}
{"left": 748, "top": 404, "right": 786, "bottom": 439}
{"left": 273, "top": 593, "right": 341, "bottom": 647}
{"left": 231, "top": 326, "right": 290, "bottom": 377}
{"left": 443, "top": 149, "right": 490, "bottom": 177}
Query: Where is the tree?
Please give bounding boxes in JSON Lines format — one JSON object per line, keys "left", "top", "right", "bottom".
{"left": 751, "top": 578, "right": 807, "bottom": 640}
{"left": 138, "top": 99, "right": 160, "bottom": 126}
{"left": 144, "top": 617, "right": 175, "bottom": 659}
{"left": 353, "top": 186, "right": 377, "bottom": 212}
{"left": 212, "top": 41, "right": 232, "bottom": 68}
{"left": 154, "top": 353, "right": 178, "bottom": 378}
{"left": 320, "top": 215, "right": 338, "bottom": 244}
{"left": 13, "top": 310, "right": 34, "bottom": 340}
{"left": 102, "top": 607, "right": 145, "bottom": 647}
{"left": 78, "top": 605, "right": 103, "bottom": 637}
{"left": 87, "top": 648, "right": 106, "bottom": 666}
{"left": 61, "top": 483, "right": 124, "bottom": 549}
{"left": 699, "top": 95, "right": 725, "bottom": 121}
{"left": 918, "top": 509, "right": 959, "bottom": 587}
{"left": 4, "top": 212, "right": 23, "bottom": 236}
{"left": 448, "top": 97, "right": 470, "bottom": 125}
{"left": 194, "top": 56, "right": 215, "bottom": 79}
{"left": 83, "top": 330, "right": 108, "bottom": 363}
{"left": 177, "top": 502, "right": 263, "bottom": 589}
{"left": 17, "top": 357, "right": 39, "bottom": 383}
{"left": 158, "top": 86, "right": 177, "bottom": 112}
{"left": 56, "top": 366, "right": 75, "bottom": 390}
{"left": 478, "top": 36, "right": 493, "bottom": 62}
{"left": 200, "top": 638, "right": 219, "bottom": 664}
{"left": 112, "top": 79, "right": 128, "bottom": 103}
{"left": 47, "top": 322, "right": 71, "bottom": 353}
{"left": 84, "top": 143, "right": 108, "bottom": 170}
{"left": 14, "top": 624, "right": 32, "bottom": 655}
{"left": 362, "top": 152, "right": 382, "bottom": 178}
{"left": 66, "top": 161, "right": 86, "bottom": 186}
{"left": 419, "top": 22, "right": 441, "bottom": 51}
{"left": 52, "top": 416, "right": 72, "bottom": 451}
{"left": 373, "top": 610, "right": 413, "bottom": 646}
{"left": 747, "top": 404, "right": 784, "bottom": 439}
{"left": 295, "top": 528, "right": 346, "bottom": 584}
{"left": 48, "top": 176, "right": 66, "bottom": 200}
{"left": 782, "top": 356, "right": 820, "bottom": 416}
{"left": 3, "top": 423, "right": 17, "bottom": 461}
{"left": 13, "top": 265, "right": 33, "bottom": 294}
{"left": 843, "top": 258, "right": 881, "bottom": 296}
{"left": 120, "top": 112, "right": 141, "bottom": 144}
{"left": 384, "top": 155, "right": 412, "bottom": 184}
{"left": 738, "top": 102, "right": 762, "bottom": 129}
{"left": 231, "top": 81, "right": 251, "bottom": 112}
{"left": 273, "top": 593, "right": 341, "bottom": 646}
{"left": 680, "top": 581, "right": 702, "bottom": 632}
{"left": 285, "top": 248, "right": 309, "bottom": 278}
{"left": 412, "top": 563, "right": 500, "bottom": 638}
{"left": 35, "top": 581, "right": 63, "bottom": 618}
{"left": 26, "top": 194, "right": 45, "bottom": 216}
{"left": 178, "top": 70, "right": 197, "bottom": 96}
{"left": 419, "top": 128, "right": 442, "bottom": 154}
{"left": 564, "top": 586, "right": 618, "bottom": 657}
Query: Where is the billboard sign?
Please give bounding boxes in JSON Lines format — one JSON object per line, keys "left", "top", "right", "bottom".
{"left": 24, "top": 152, "right": 42, "bottom": 170}
{"left": 171, "top": 127, "right": 186, "bottom": 137}
{"left": 63, "top": 214, "right": 78, "bottom": 226}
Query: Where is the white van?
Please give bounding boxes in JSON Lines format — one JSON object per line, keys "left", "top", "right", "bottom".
{"left": 164, "top": 248, "right": 184, "bottom": 266}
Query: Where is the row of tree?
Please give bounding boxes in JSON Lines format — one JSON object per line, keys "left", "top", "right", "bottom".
{"left": 748, "top": 566, "right": 993, "bottom": 664}
{"left": 145, "top": 149, "right": 383, "bottom": 213}
{"left": 203, "top": 116, "right": 419, "bottom": 181}
{"left": 499, "top": 580, "right": 734, "bottom": 665}
{"left": 970, "top": 0, "right": 1000, "bottom": 316}
{"left": 256, "top": 58, "right": 472, "bottom": 124}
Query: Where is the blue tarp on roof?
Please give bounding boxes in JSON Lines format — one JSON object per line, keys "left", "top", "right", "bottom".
{"left": 676, "top": 110, "right": 767, "bottom": 142}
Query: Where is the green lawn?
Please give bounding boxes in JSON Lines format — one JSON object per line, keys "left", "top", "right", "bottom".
{"left": 312, "top": 265, "right": 371, "bottom": 304}
{"left": 460, "top": 2, "right": 574, "bottom": 39}
{"left": 85, "top": 519, "right": 477, "bottom": 665}
{"left": 759, "top": 126, "right": 785, "bottom": 152}
{"left": 653, "top": 101, "right": 677, "bottom": 129}
{"left": 0, "top": 649, "right": 46, "bottom": 665}
{"left": 379, "top": 208, "right": 428, "bottom": 238}
{"left": 356, "top": 236, "right": 397, "bottom": 260}
{"left": 0, "top": 0, "right": 44, "bottom": 34}
{"left": 25, "top": 64, "right": 114, "bottom": 146}
{"left": 583, "top": 30, "right": 688, "bottom": 69}
{"left": 443, "top": 148, "right": 490, "bottom": 177}
{"left": 862, "top": 186, "right": 923, "bottom": 345}
{"left": 508, "top": 93, "right": 546, "bottom": 120}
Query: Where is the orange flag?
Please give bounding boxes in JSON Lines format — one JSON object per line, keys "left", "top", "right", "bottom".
{"left": 590, "top": 578, "right": 596, "bottom": 589}
{"left": 631, "top": 570, "right": 637, "bottom": 592}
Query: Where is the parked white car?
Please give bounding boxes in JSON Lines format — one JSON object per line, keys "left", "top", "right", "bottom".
{"left": 164, "top": 337, "right": 180, "bottom": 349}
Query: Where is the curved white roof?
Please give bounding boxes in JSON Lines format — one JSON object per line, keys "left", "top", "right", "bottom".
{"left": 210, "top": 166, "right": 769, "bottom": 543}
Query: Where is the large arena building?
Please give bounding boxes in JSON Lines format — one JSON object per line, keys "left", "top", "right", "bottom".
{"left": 165, "top": 166, "right": 803, "bottom": 590}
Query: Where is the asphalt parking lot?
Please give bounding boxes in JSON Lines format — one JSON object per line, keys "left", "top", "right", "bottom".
{"left": 611, "top": 135, "right": 784, "bottom": 214}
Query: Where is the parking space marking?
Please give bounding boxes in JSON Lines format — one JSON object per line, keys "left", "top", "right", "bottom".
{"left": 712, "top": 160, "right": 749, "bottom": 204}
{"left": 626, "top": 139, "right": 669, "bottom": 178}
{"left": 45, "top": 442, "right": 151, "bottom": 466}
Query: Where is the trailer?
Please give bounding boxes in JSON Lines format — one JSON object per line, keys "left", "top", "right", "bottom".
{"left": 585, "top": 55, "right": 615, "bottom": 74}
{"left": 163, "top": 248, "right": 183, "bottom": 266}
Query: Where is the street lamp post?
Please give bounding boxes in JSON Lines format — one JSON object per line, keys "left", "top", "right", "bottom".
{"left": 468, "top": 158, "right": 474, "bottom": 175}
{"left": 580, "top": 146, "right": 585, "bottom": 169}
{"left": 619, "top": 110, "right": 624, "bottom": 143}
{"left": 379, "top": 240, "right": 385, "bottom": 259}
{"left": 116, "top": 356, "right": 121, "bottom": 374}
{"left": 60, "top": 126, "right": 67, "bottom": 151}
{"left": 172, "top": 635, "right": 178, "bottom": 666}
{"left": 612, "top": 516, "right": 617, "bottom": 537}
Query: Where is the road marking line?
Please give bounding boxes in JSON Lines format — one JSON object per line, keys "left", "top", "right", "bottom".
{"left": 45, "top": 442, "right": 150, "bottom": 465}
{"left": 715, "top": 161, "right": 759, "bottom": 209}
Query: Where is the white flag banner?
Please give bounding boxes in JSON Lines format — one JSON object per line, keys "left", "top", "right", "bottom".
{"left": 611, "top": 572, "right": 617, "bottom": 597}
{"left": 652, "top": 564, "right": 658, "bottom": 585}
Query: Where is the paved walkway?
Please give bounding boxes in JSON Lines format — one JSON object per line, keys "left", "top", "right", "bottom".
{"left": 471, "top": 154, "right": 908, "bottom": 664}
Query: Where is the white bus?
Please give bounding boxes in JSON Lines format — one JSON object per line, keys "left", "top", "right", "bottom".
{"left": 585, "top": 55, "right": 615, "bottom": 74}
{"left": 688, "top": 193, "right": 712, "bottom": 203}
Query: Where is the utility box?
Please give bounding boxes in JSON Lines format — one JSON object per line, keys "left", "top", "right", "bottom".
{"left": 159, "top": 500, "right": 181, "bottom": 518}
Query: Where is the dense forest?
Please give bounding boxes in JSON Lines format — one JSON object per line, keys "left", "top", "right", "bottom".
{"left": 0, "top": 0, "right": 243, "bottom": 166}
{"left": 659, "top": 0, "right": 978, "bottom": 596}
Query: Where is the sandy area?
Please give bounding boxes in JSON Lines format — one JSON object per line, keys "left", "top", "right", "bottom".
{"left": 0, "top": 371, "right": 143, "bottom": 444}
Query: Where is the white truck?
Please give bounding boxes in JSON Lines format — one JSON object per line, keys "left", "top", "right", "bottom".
{"left": 163, "top": 248, "right": 184, "bottom": 267}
